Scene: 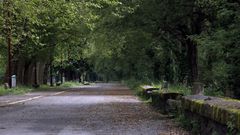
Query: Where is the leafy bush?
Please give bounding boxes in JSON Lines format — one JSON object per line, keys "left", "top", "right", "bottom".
{"left": 204, "top": 86, "right": 224, "bottom": 97}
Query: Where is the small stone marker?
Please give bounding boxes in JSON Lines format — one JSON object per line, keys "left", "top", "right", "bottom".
{"left": 11, "top": 75, "right": 16, "bottom": 88}
{"left": 62, "top": 77, "right": 65, "bottom": 83}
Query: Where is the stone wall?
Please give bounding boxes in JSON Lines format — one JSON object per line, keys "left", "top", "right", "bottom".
{"left": 182, "top": 95, "right": 240, "bottom": 134}
{"left": 140, "top": 86, "right": 240, "bottom": 134}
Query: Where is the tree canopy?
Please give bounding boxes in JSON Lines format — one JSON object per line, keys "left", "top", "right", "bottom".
{"left": 0, "top": 0, "right": 240, "bottom": 97}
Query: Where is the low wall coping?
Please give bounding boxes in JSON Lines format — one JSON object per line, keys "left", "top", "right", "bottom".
{"left": 182, "top": 95, "right": 240, "bottom": 129}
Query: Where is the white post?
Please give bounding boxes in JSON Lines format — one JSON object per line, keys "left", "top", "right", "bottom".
{"left": 62, "top": 77, "right": 65, "bottom": 83}
{"left": 11, "top": 75, "right": 16, "bottom": 88}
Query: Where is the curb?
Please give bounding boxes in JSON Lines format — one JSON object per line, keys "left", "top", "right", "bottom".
{"left": 0, "top": 91, "right": 66, "bottom": 107}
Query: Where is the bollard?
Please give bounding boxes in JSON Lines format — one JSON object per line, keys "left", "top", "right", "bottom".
{"left": 62, "top": 77, "right": 65, "bottom": 83}
{"left": 11, "top": 75, "right": 16, "bottom": 88}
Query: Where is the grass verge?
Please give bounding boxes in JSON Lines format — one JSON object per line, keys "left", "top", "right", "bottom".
{"left": 124, "top": 79, "right": 191, "bottom": 96}
{"left": 0, "top": 86, "right": 33, "bottom": 96}
{"left": 152, "top": 83, "right": 191, "bottom": 95}
{"left": 0, "top": 81, "right": 85, "bottom": 96}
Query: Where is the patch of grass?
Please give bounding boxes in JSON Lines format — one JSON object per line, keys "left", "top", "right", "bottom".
{"left": 10, "top": 86, "right": 33, "bottom": 95}
{"left": 35, "top": 81, "right": 84, "bottom": 91}
{"left": 204, "top": 87, "right": 224, "bottom": 97}
{"left": 168, "top": 84, "right": 191, "bottom": 95}
{"left": 151, "top": 83, "right": 162, "bottom": 88}
{"left": 124, "top": 79, "right": 191, "bottom": 96}
{"left": 176, "top": 114, "right": 192, "bottom": 130}
{"left": 0, "top": 81, "right": 85, "bottom": 96}
{"left": 152, "top": 82, "right": 191, "bottom": 95}
{"left": 123, "top": 79, "right": 143, "bottom": 90}
{"left": 38, "top": 84, "right": 53, "bottom": 89}
{"left": 0, "top": 86, "right": 8, "bottom": 96}
{"left": 0, "top": 86, "right": 33, "bottom": 96}
{"left": 123, "top": 79, "right": 145, "bottom": 96}
{"left": 61, "top": 81, "right": 83, "bottom": 87}
{"left": 176, "top": 113, "right": 201, "bottom": 134}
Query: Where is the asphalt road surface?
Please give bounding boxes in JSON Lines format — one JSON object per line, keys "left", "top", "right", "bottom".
{"left": 0, "top": 83, "right": 189, "bottom": 135}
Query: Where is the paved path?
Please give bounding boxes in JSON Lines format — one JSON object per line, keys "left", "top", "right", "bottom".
{"left": 0, "top": 83, "right": 189, "bottom": 135}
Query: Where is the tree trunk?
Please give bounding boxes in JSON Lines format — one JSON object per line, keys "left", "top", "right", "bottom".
{"left": 38, "top": 62, "right": 46, "bottom": 85}
{"left": 25, "top": 63, "right": 35, "bottom": 85}
{"left": 187, "top": 39, "right": 198, "bottom": 84}
{"left": 34, "top": 61, "right": 38, "bottom": 86}
{"left": 3, "top": 0, "right": 13, "bottom": 88}
{"left": 43, "top": 64, "right": 49, "bottom": 84}
{"left": 50, "top": 63, "right": 54, "bottom": 86}
{"left": 16, "top": 60, "right": 25, "bottom": 85}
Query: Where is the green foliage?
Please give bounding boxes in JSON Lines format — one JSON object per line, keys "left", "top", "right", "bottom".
{"left": 176, "top": 114, "right": 200, "bottom": 134}
{"left": 194, "top": 0, "right": 240, "bottom": 97}
{"left": 226, "top": 114, "right": 240, "bottom": 135}
{"left": 0, "top": 87, "right": 8, "bottom": 96}
{"left": 123, "top": 78, "right": 146, "bottom": 97}
{"left": 92, "top": 0, "right": 240, "bottom": 98}
{"left": 168, "top": 84, "right": 191, "bottom": 95}
{"left": 37, "top": 81, "right": 83, "bottom": 90}
{"left": 0, "top": 0, "right": 240, "bottom": 98}
{"left": 152, "top": 83, "right": 191, "bottom": 95}
{"left": 61, "top": 81, "right": 83, "bottom": 88}
{"left": 0, "top": 86, "right": 33, "bottom": 96}
{"left": 0, "top": 55, "right": 5, "bottom": 81}
{"left": 0, "top": 81, "right": 83, "bottom": 96}
{"left": 176, "top": 114, "right": 192, "bottom": 131}
{"left": 204, "top": 86, "right": 224, "bottom": 97}
{"left": 10, "top": 86, "right": 33, "bottom": 95}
